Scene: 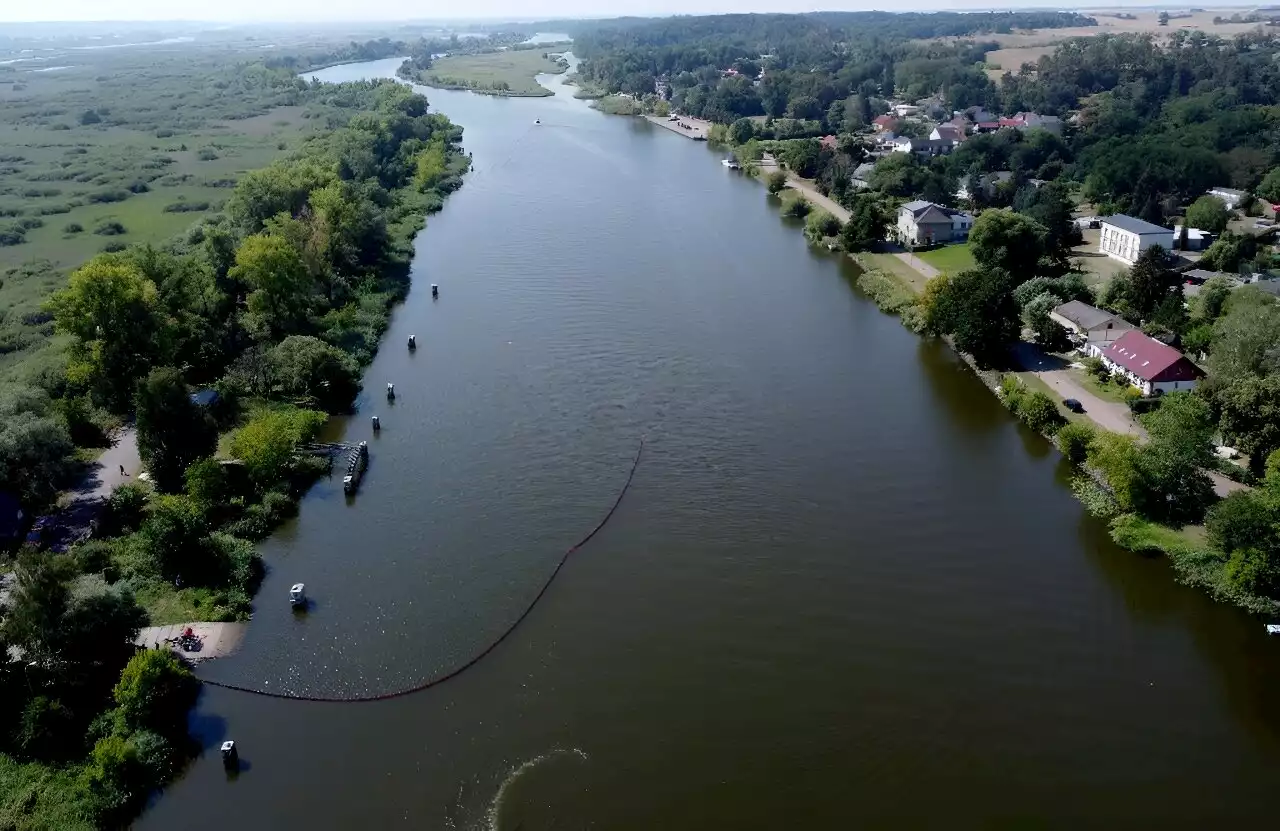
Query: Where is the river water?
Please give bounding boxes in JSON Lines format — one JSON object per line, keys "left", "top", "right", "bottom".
{"left": 137, "top": 57, "right": 1280, "bottom": 829}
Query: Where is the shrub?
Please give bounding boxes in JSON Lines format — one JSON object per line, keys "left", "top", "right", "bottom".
{"left": 113, "top": 649, "right": 200, "bottom": 734}
{"left": 766, "top": 170, "right": 788, "bottom": 194}
{"left": 87, "top": 189, "right": 130, "bottom": 204}
{"left": 1072, "top": 474, "right": 1121, "bottom": 519}
{"left": 0, "top": 224, "right": 26, "bottom": 246}
{"left": 63, "top": 221, "right": 84, "bottom": 234}
{"left": 1018, "top": 390, "right": 1067, "bottom": 435}
{"left": 101, "top": 483, "right": 150, "bottom": 537}
{"left": 101, "top": 241, "right": 128, "bottom": 252}
{"left": 196, "top": 148, "right": 219, "bottom": 161}
{"left": 804, "top": 208, "right": 840, "bottom": 242}
{"left": 1056, "top": 422, "right": 1095, "bottom": 464}
{"left": 162, "top": 200, "right": 210, "bottom": 213}
{"left": 94, "top": 221, "right": 126, "bottom": 236}
{"left": 126, "top": 180, "right": 150, "bottom": 194}
{"left": 782, "top": 196, "right": 811, "bottom": 219}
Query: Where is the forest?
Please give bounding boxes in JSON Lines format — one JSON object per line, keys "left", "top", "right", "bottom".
{"left": 0, "top": 53, "right": 466, "bottom": 826}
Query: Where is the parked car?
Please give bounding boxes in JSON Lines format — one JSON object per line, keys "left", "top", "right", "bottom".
{"left": 1063, "top": 398, "right": 1085, "bottom": 414}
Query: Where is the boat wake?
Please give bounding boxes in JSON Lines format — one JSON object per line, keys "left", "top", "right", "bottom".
{"left": 484, "top": 748, "right": 591, "bottom": 831}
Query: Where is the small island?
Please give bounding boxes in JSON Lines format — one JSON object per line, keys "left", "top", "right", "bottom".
{"left": 400, "top": 48, "right": 569, "bottom": 97}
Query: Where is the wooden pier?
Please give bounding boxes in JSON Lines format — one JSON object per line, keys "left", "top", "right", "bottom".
{"left": 643, "top": 114, "right": 711, "bottom": 140}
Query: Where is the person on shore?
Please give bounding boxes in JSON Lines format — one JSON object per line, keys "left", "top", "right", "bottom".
{"left": 119, "top": 465, "right": 126, "bottom": 476}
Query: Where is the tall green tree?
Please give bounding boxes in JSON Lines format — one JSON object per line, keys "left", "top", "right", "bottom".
{"left": 968, "top": 209, "right": 1049, "bottom": 278}
{"left": 135, "top": 367, "right": 217, "bottom": 493}
{"left": 47, "top": 257, "right": 164, "bottom": 412}
{"left": 839, "top": 194, "right": 889, "bottom": 252}
{"left": 267, "top": 335, "right": 362, "bottom": 413}
{"left": 1185, "top": 194, "right": 1230, "bottom": 234}
{"left": 929, "top": 267, "right": 1021, "bottom": 366}
{"left": 229, "top": 233, "right": 313, "bottom": 340}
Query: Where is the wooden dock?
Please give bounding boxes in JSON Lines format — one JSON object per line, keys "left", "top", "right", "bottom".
{"left": 644, "top": 114, "right": 710, "bottom": 140}
{"left": 135, "top": 621, "right": 246, "bottom": 663}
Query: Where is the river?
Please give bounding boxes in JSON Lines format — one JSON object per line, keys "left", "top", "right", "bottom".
{"left": 137, "top": 57, "right": 1280, "bottom": 829}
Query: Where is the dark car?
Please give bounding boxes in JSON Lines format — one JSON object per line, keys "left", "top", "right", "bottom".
{"left": 1063, "top": 398, "right": 1085, "bottom": 414}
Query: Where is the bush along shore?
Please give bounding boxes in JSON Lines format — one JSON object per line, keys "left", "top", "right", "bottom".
{"left": 743, "top": 161, "right": 1280, "bottom": 619}
{"left": 0, "top": 77, "right": 466, "bottom": 827}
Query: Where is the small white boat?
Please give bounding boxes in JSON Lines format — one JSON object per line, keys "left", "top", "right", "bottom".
{"left": 290, "top": 583, "right": 306, "bottom": 606}
{"left": 721, "top": 159, "right": 740, "bottom": 169}
{"left": 1267, "top": 624, "right": 1280, "bottom": 636}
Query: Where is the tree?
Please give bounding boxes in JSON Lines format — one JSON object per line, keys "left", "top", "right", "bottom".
{"left": 227, "top": 407, "right": 326, "bottom": 489}
{"left": 1193, "top": 275, "right": 1233, "bottom": 322}
{"left": 138, "top": 494, "right": 211, "bottom": 586}
{"left": 0, "top": 551, "right": 76, "bottom": 667}
{"left": 766, "top": 170, "right": 788, "bottom": 195}
{"left": 1204, "top": 299, "right": 1280, "bottom": 385}
{"left": 135, "top": 367, "right": 217, "bottom": 493}
{"left": 1207, "top": 490, "right": 1278, "bottom": 556}
{"left": 1185, "top": 195, "right": 1230, "bottom": 234}
{"left": 184, "top": 457, "right": 228, "bottom": 508}
{"left": 47, "top": 257, "right": 163, "bottom": 412}
{"left": 779, "top": 140, "right": 822, "bottom": 178}
{"left": 267, "top": 335, "right": 362, "bottom": 413}
{"left": 0, "top": 386, "right": 74, "bottom": 512}
{"left": 968, "top": 209, "right": 1048, "bottom": 277}
{"left": 1056, "top": 422, "right": 1095, "bottom": 465}
{"left": 229, "top": 233, "right": 313, "bottom": 340}
{"left": 1102, "top": 246, "right": 1177, "bottom": 323}
{"left": 1138, "top": 391, "right": 1217, "bottom": 525}
{"left": 1256, "top": 168, "right": 1280, "bottom": 204}
{"left": 729, "top": 118, "right": 755, "bottom": 144}
{"left": 1023, "top": 291, "right": 1070, "bottom": 349}
{"left": 1158, "top": 11, "right": 1170, "bottom": 25}
{"left": 1199, "top": 232, "right": 1257, "bottom": 273}
{"left": 839, "top": 194, "right": 889, "bottom": 252}
{"left": 227, "top": 159, "right": 335, "bottom": 233}
{"left": 1217, "top": 376, "right": 1280, "bottom": 474}
{"left": 928, "top": 267, "right": 1021, "bottom": 366}
{"left": 113, "top": 649, "right": 199, "bottom": 736}
{"left": 1015, "top": 181, "right": 1080, "bottom": 266}
{"left": 804, "top": 209, "right": 840, "bottom": 242}
{"left": 1018, "top": 390, "right": 1066, "bottom": 435}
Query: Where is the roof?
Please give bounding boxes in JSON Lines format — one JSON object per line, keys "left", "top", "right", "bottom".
{"left": 932, "top": 125, "right": 964, "bottom": 141}
{"left": 1209, "top": 186, "right": 1247, "bottom": 197}
{"left": 1101, "top": 330, "right": 1204, "bottom": 382}
{"left": 819, "top": 135, "right": 838, "bottom": 149}
{"left": 1101, "top": 214, "right": 1172, "bottom": 236}
{"left": 1183, "top": 269, "right": 1232, "bottom": 283}
{"left": 976, "top": 121, "right": 1000, "bottom": 129}
{"left": 872, "top": 114, "right": 896, "bottom": 127}
{"left": 1051, "top": 300, "right": 1125, "bottom": 331}
{"left": 851, "top": 162, "right": 875, "bottom": 179}
{"left": 901, "top": 200, "right": 962, "bottom": 223}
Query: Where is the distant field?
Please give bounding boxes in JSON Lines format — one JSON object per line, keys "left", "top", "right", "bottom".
{"left": 0, "top": 43, "right": 327, "bottom": 380}
{"left": 417, "top": 48, "right": 567, "bottom": 96}
{"left": 975, "top": 9, "right": 1267, "bottom": 78}
{"left": 918, "top": 243, "right": 976, "bottom": 275}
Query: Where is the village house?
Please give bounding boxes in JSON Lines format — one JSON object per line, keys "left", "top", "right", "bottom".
{"left": 1207, "top": 187, "right": 1248, "bottom": 210}
{"left": 929, "top": 124, "right": 965, "bottom": 145}
{"left": 956, "top": 170, "right": 1012, "bottom": 202}
{"left": 1011, "top": 112, "right": 1063, "bottom": 135}
{"left": 959, "top": 106, "right": 998, "bottom": 124}
{"left": 890, "top": 136, "right": 954, "bottom": 157}
{"left": 819, "top": 135, "right": 838, "bottom": 151}
{"left": 1171, "top": 224, "right": 1213, "bottom": 252}
{"left": 1099, "top": 215, "right": 1174, "bottom": 265}
{"left": 1091, "top": 330, "right": 1204, "bottom": 395}
{"left": 850, "top": 161, "right": 876, "bottom": 190}
{"left": 871, "top": 114, "right": 897, "bottom": 133}
{"left": 896, "top": 200, "right": 973, "bottom": 247}
{"left": 1050, "top": 300, "right": 1134, "bottom": 346}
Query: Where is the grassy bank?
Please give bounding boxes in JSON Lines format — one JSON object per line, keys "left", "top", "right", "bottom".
{"left": 403, "top": 49, "right": 566, "bottom": 97}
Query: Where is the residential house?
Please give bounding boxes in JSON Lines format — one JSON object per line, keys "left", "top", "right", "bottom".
{"left": 956, "top": 170, "right": 1012, "bottom": 202}
{"left": 892, "top": 103, "right": 920, "bottom": 117}
{"left": 929, "top": 125, "right": 965, "bottom": 145}
{"left": 871, "top": 114, "right": 897, "bottom": 133}
{"left": 1182, "top": 268, "right": 1233, "bottom": 284}
{"left": 915, "top": 97, "right": 948, "bottom": 120}
{"left": 189, "top": 388, "right": 221, "bottom": 408}
{"left": 1049, "top": 300, "right": 1134, "bottom": 345}
{"left": 1099, "top": 215, "right": 1174, "bottom": 265}
{"left": 1171, "top": 224, "right": 1213, "bottom": 251}
{"left": 896, "top": 201, "right": 973, "bottom": 247}
{"left": 959, "top": 106, "right": 997, "bottom": 124}
{"left": 890, "top": 136, "right": 954, "bottom": 157}
{"left": 1207, "top": 187, "right": 1248, "bottom": 210}
{"left": 1013, "top": 112, "right": 1063, "bottom": 135}
{"left": 973, "top": 121, "right": 1001, "bottom": 134}
{"left": 850, "top": 161, "right": 876, "bottom": 190}
{"left": 1094, "top": 330, "right": 1204, "bottom": 395}
{"left": 819, "top": 135, "right": 838, "bottom": 151}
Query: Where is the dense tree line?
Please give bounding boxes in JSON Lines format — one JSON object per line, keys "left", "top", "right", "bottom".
{"left": 1, "top": 74, "right": 466, "bottom": 825}
{"left": 573, "top": 12, "right": 1092, "bottom": 126}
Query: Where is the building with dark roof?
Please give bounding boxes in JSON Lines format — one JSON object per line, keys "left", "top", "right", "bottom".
{"left": 1049, "top": 300, "right": 1133, "bottom": 344}
{"left": 1099, "top": 215, "right": 1174, "bottom": 264}
{"left": 1096, "top": 330, "right": 1204, "bottom": 396}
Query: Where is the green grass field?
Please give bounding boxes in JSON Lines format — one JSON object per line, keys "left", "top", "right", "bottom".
{"left": 856, "top": 251, "right": 931, "bottom": 293}
{"left": 416, "top": 49, "right": 567, "bottom": 96}
{"left": 918, "top": 242, "right": 976, "bottom": 274}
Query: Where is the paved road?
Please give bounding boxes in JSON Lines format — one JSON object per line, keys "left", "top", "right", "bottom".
{"left": 783, "top": 176, "right": 850, "bottom": 222}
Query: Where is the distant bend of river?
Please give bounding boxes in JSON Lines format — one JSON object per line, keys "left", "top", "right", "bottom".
{"left": 136, "top": 56, "right": 1280, "bottom": 830}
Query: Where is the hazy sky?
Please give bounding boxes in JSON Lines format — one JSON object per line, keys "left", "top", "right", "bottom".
{"left": 3, "top": 1, "right": 1149, "bottom": 24}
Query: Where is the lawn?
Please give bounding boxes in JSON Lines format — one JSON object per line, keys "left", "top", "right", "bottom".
{"left": 856, "top": 251, "right": 930, "bottom": 294}
{"left": 918, "top": 242, "right": 976, "bottom": 274}
{"left": 414, "top": 49, "right": 567, "bottom": 96}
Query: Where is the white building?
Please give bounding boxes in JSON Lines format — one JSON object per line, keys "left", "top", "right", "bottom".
{"left": 896, "top": 201, "right": 973, "bottom": 247}
{"left": 1049, "top": 300, "right": 1134, "bottom": 346}
{"left": 1171, "top": 224, "right": 1212, "bottom": 251}
{"left": 1207, "top": 187, "right": 1248, "bottom": 210}
{"left": 1098, "top": 215, "right": 1174, "bottom": 265}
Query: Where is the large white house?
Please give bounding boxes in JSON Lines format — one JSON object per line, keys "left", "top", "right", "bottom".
{"left": 896, "top": 201, "right": 973, "bottom": 247}
{"left": 1098, "top": 215, "right": 1174, "bottom": 265}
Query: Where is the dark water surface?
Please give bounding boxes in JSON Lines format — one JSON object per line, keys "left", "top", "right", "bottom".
{"left": 137, "top": 58, "right": 1280, "bottom": 829}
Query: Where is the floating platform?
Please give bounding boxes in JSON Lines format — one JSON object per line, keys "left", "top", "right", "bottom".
{"left": 343, "top": 441, "right": 369, "bottom": 495}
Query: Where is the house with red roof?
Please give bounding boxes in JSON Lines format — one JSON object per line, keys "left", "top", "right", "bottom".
{"left": 872, "top": 114, "right": 897, "bottom": 132}
{"left": 819, "top": 134, "right": 838, "bottom": 150}
{"left": 1094, "top": 330, "right": 1204, "bottom": 396}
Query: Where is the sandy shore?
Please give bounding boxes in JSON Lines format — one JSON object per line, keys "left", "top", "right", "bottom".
{"left": 136, "top": 621, "right": 247, "bottom": 663}
{"left": 643, "top": 113, "right": 711, "bottom": 140}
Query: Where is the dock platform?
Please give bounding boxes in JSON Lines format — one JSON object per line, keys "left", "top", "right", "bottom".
{"left": 644, "top": 114, "right": 711, "bottom": 140}
{"left": 136, "top": 621, "right": 246, "bottom": 663}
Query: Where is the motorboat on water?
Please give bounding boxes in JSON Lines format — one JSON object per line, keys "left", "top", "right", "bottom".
{"left": 1267, "top": 624, "right": 1280, "bottom": 636}
{"left": 290, "top": 582, "right": 306, "bottom": 607}
{"left": 721, "top": 158, "right": 740, "bottom": 170}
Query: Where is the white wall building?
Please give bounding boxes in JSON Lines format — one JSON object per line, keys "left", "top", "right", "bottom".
{"left": 1207, "top": 187, "right": 1248, "bottom": 210}
{"left": 1098, "top": 215, "right": 1174, "bottom": 265}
